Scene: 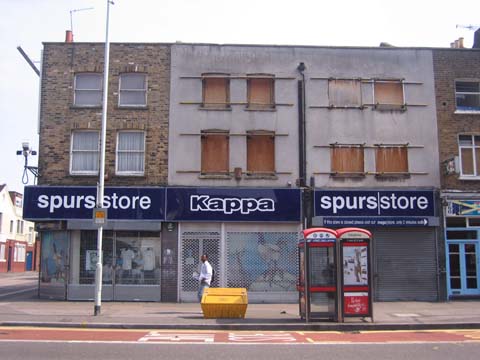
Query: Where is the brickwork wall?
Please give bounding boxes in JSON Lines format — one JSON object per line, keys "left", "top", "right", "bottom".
{"left": 433, "top": 49, "right": 480, "bottom": 189}
{"left": 39, "top": 43, "right": 170, "bottom": 186}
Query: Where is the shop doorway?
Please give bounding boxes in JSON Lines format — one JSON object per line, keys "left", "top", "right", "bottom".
{"left": 180, "top": 231, "right": 220, "bottom": 302}
{"left": 447, "top": 242, "right": 479, "bottom": 297}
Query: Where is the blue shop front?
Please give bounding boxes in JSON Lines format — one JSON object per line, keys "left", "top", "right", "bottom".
{"left": 313, "top": 189, "right": 443, "bottom": 301}
{"left": 24, "top": 186, "right": 302, "bottom": 303}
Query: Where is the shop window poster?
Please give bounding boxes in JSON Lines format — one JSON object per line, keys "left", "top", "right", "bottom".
{"left": 343, "top": 246, "right": 368, "bottom": 286}
{"left": 41, "top": 232, "right": 68, "bottom": 283}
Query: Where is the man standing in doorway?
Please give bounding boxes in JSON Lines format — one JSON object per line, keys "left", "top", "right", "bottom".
{"left": 198, "top": 254, "right": 213, "bottom": 302}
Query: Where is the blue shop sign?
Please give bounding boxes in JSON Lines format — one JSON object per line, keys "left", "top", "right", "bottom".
{"left": 166, "top": 187, "right": 301, "bottom": 222}
{"left": 23, "top": 186, "right": 166, "bottom": 220}
{"left": 315, "top": 190, "right": 435, "bottom": 217}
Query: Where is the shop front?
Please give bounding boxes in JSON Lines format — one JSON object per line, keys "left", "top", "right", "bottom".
{"left": 443, "top": 196, "right": 480, "bottom": 299}
{"left": 24, "top": 186, "right": 301, "bottom": 302}
{"left": 313, "top": 189, "right": 442, "bottom": 301}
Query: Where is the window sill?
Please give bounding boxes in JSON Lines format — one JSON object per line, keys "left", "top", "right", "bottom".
{"left": 199, "top": 174, "right": 232, "bottom": 180}
{"left": 244, "top": 173, "right": 278, "bottom": 180}
{"left": 374, "top": 172, "right": 411, "bottom": 179}
{"left": 70, "top": 105, "right": 102, "bottom": 110}
{"left": 199, "top": 106, "right": 232, "bottom": 111}
{"left": 373, "top": 104, "right": 406, "bottom": 112}
{"left": 454, "top": 109, "right": 480, "bottom": 115}
{"left": 115, "top": 173, "right": 145, "bottom": 177}
{"left": 70, "top": 173, "right": 99, "bottom": 176}
{"left": 116, "top": 105, "right": 149, "bottom": 110}
{"left": 330, "top": 172, "right": 366, "bottom": 178}
{"left": 458, "top": 176, "right": 480, "bottom": 181}
{"left": 244, "top": 107, "right": 276, "bottom": 112}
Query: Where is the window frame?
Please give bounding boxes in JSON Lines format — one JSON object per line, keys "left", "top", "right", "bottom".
{"left": 458, "top": 134, "right": 480, "bottom": 179}
{"left": 328, "top": 79, "right": 362, "bottom": 108}
{"left": 118, "top": 73, "right": 148, "bottom": 108}
{"left": 330, "top": 144, "right": 365, "bottom": 177}
{"left": 375, "top": 145, "right": 409, "bottom": 176}
{"left": 246, "top": 131, "right": 276, "bottom": 176}
{"left": 455, "top": 80, "right": 480, "bottom": 113}
{"left": 200, "top": 130, "right": 230, "bottom": 175}
{"left": 201, "top": 73, "right": 230, "bottom": 109}
{"left": 246, "top": 74, "right": 275, "bottom": 110}
{"left": 115, "top": 130, "right": 146, "bottom": 176}
{"left": 70, "top": 130, "right": 100, "bottom": 176}
{"left": 373, "top": 79, "right": 405, "bottom": 110}
{"left": 74, "top": 73, "right": 103, "bottom": 107}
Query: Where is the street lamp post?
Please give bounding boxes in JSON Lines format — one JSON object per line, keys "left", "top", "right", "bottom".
{"left": 94, "top": 0, "right": 113, "bottom": 316}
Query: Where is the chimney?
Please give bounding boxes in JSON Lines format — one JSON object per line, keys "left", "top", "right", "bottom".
{"left": 474, "top": 28, "right": 480, "bottom": 48}
{"left": 458, "top": 37, "right": 464, "bottom": 48}
{"left": 65, "top": 30, "right": 73, "bottom": 43}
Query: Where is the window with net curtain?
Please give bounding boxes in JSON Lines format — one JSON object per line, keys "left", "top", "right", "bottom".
{"left": 70, "top": 130, "right": 100, "bottom": 175}
{"left": 119, "top": 73, "right": 147, "bottom": 107}
{"left": 74, "top": 73, "right": 102, "bottom": 107}
{"left": 116, "top": 131, "right": 145, "bottom": 175}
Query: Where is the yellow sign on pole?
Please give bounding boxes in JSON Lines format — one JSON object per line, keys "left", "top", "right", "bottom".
{"left": 93, "top": 208, "right": 108, "bottom": 225}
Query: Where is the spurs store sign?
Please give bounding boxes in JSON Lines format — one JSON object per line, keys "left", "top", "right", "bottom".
{"left": 315, "top": 190, "right": 435, "bottom": 217}
{"left": 23, "top": 186, "right": 301, "bottom": 222}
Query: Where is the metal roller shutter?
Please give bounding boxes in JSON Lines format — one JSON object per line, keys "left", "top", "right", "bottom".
{"left": 373, "top": 228, "right": 438, "bottom": 301}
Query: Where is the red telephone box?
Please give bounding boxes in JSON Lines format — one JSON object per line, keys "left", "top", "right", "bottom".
{"left": 337, "top": 228, "right": 373, "bottom": 320}
{"left": 298, "top": 228, "right": 338, "bottom": 321}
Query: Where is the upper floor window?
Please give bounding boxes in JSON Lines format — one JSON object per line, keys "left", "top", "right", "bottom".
{"left": 202, "top": 74, "right": 230, "bottom": 109}
{"left": 247, "top": 131, "right": 275, "bottom": 175}
{"left": 201, "top": 130, "right": 229, "bottom": 174}
{"left": 375, "top": 145, "right": 409, "bottom": 175}
{"left": 459, "top": 134, "right": 480, "bottom": 178}
{"left": 456, "top": 81, "right": 480, "bottom": 112}
{"left": 328, "top": 79, "right": 362, "bottom": 107}
{"left": 116, "top": 131, "right": 145, "bottom": 175}
{"left": 74, "top": 73, "right": 102, "bottom": 107}
{"left": 9, "top": 220, "right": 14, "bottom": 233}
{"left": 330, "top": 145, "right": 364, "bottom": 175}
{"left": 16, "top": 220, "right": 24, "bottom": 234}
{"left": 247, "top": 75, "right": 275, "bottom": 110}
{"left": 70, "top": 130, "right": 100, "bottom": 175}
{"left": 119, "top": 73, "right": 147, "bottom": 107}
{"left": 374, "top": 79, "right": 404, "bottom": 110}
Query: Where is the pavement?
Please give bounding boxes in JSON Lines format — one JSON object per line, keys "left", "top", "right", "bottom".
{"left": 1, "top": 272, "right": 479, "bottom": 331}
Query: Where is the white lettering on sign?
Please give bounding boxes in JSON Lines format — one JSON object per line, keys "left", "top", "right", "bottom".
{"left": 319, "top": 193, "right": 429, "bottom": 214}
{"left": 37, "top": 193, "right": 152, "bottom": 214}
{"left": 190, "top": 195, "right": 275, "bottom": 214}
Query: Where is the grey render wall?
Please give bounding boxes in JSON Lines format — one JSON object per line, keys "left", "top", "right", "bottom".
{"left": 302, "top": 47, "right": 440, "bottom": 188}
{"left": 169, "top": 45, "right": 440, "bottom": 189}
{"left": 169, "top": 45, "right": 301, "bottom": 187}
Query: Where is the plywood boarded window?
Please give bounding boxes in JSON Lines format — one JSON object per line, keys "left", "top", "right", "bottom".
{"left": 202, "top": 74, "right": 230, "bottom": 108}
{"left": 247, "top": 75, "right": 275, "bottom": 109}
{"left": 201, "top": 131, "right": 229, "bottom": 174}
{"left": 331, "top": 146, "right": 364, "bottom": 174}
{"left": 328, "top": 80, "right": 362, "bottom": 107}
{"left": 375, "top": 146, "right": 409, "bottom": 173}
{"left": 459, "top": 135, "right": 480, "bottom": 177}
{"left": 374, "top": 80, "right": 404, "bottom": 106}
{"left": 247, "top": 131, "right": 275, "bottom": 173}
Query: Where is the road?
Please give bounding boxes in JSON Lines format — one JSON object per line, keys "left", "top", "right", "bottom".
{"left": 0, "top": 327, "right": 479, "bottom": 359}
{"left": 0, "top": 272, "right": 38, "bottom": 300}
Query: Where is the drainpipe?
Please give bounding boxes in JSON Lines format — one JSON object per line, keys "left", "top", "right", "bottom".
{"left": 297, "top": 63, "right": 311, "bottom": 229}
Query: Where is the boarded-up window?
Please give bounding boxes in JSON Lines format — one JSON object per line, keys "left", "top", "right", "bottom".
{"left": 331, "top": 146, "right": 364, "bottom": 173}
{"left": 202, "top": 74, "right": 229, "bottom": 108}
{"left": 247, "top": 132, "right": 275, "bottom": 173}
{"left": 201, "top": 131, "right": 229, "bottom": 174}
{"left": 247, "top": 75, "right": 275, "bottom": 109}
{"left": 375, "top": 146, "right": 409, "bottom": 173}
{"left": 374, "top": 80, "right": 404, "bottom": 106}
{"left": 328, "top": 80, "right": 362, "bottom": 107}
{"left": 459, "top": 135, "right": 480, "bottom": 176}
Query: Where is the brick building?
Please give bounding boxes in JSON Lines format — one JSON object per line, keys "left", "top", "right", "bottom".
{"left": 433, "top": 30, "right": 480, "bottom": 299}
{"left": 24, "top": 32, "right": 479, "bottom": 303}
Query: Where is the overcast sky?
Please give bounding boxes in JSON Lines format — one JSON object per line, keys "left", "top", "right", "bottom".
{"left": 0, "top": 0, "right": 479, "bottom": 194}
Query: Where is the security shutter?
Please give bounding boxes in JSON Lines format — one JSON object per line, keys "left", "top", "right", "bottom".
{"left": 373, "top": 228, "right": 438, "bottom": 301}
